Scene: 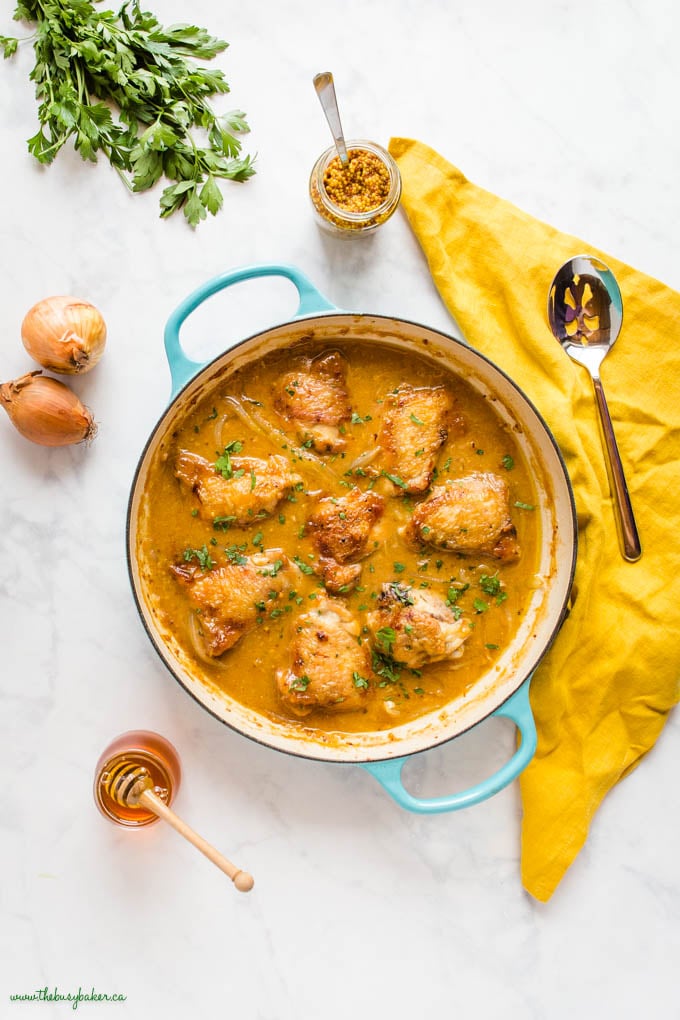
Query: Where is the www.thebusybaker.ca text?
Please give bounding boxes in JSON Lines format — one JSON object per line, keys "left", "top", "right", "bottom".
{"left": 9, "top": 986, "right": 127, "bottom": 1010}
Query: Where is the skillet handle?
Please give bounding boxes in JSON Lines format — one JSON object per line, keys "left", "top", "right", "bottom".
{"left": 163, "top": 264, "right": 338, "bottom": 396}
{"left": 360, "top": 679, "right": 537, "bottom": 814}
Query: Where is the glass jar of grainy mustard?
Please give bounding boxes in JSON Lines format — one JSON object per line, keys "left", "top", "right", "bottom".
{"left": 309, "top": 139, "right": 402, "bottom": 235}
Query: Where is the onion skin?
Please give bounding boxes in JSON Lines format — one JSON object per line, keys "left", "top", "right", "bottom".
{"left": 0, "top": 371, "right": 97, "bottom": 447}
{"left": 21, "top": 295, "right": 107, "bottom": 375}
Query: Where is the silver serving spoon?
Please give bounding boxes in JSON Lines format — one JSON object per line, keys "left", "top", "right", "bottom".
{"left": 313, "top": 72, "right": 349, "bottom": 166}
{"left": 548, "top": 255, "right": 641, "bottom": 562}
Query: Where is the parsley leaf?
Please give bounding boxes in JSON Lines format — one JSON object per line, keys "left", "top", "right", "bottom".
{"left": 289, "top": 674, "right": 311, "bottom": 692}
{"left": 2, "top": 0, "right": 255, "bottom": 225}
{"left": 375, "top": 627, "right": 397, "bottom": 654}
{"left": 183, "top": 545, "right": 215, "bottom": 570}
{"left": 381, "top": 469, "right": 408, "bottom": 490}
{"left": 293, "top": 556, "right": 315, "bottom": 575}
{"left": 214, "top": 440, "right": 244, "bottom": 479}
{"left": 225, "top": 544, "right": 248, "bottom": 566}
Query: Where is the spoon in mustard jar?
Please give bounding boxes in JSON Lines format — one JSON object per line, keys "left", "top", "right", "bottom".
{"left": 548, "top": 255, "right": 641, "bottom": 562}
{"left": 313, "top": 72, "right": 349, "bottom": 166}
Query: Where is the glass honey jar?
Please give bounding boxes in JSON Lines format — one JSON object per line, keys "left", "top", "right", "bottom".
{"left": 93, "top": 730, "right": 182, "bottom": 828}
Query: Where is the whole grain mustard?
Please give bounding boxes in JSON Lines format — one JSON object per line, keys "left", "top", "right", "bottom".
{"left": 309, "top": 140, "right": 401, "bottom": 235}
{"left": 323, "top": 149, "right": 391, "bottom": 213}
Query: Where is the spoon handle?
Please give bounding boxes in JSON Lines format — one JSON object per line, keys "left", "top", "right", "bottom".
{"left": 592, "top": 377, "right": 642, "bottom": 562}
{"left": 138, "top": 788, "right": 254, "bottom": 892}
{"left": 313, "top": 72, "right": 349, "bottom": 165}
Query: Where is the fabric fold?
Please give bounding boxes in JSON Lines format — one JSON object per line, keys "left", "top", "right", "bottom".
{"left": 389, "top": 137, "right": 680, "bottom": 901}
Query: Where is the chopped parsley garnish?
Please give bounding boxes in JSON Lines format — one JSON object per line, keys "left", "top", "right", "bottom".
{"left": 289, "top": 674, "right": 311, "bottom": 692}
{"left": 473, "top": 598, "right": 489, "bottom": 613}
{"left": 259, "top": 558, "right": 283, "bottom": 577}
{"left": 446, "top": 583, "right": 469, "bottom": 605}
{"left": 371, "top": 648, "right": 402, "bottom": 684}
{"left": 293, "top": 556, "right": 315, "bottom": 575}
{"left": 214, "top": 440, "right": 243, "bottom": 479}
{"left": 252, "top": 531, "right": 264, "bottom": 547}
{"left": 478, "top": 574, "right": 499, "bottom": 596}
{"left": 225, "top": 544, "right": 248, "bottom": 566}
{"left": 393, "top": 562, "right": 406, "bottom": 573}
{"left": 351, "top": 412, "right": 372, "bottom": 424}
{"left": 514, "top": 500, "right": 535, "bottom": 511}
{"left": 502, "top": 454, "right": 515, "bottom": 471}
{"left": 352, "top": 672, "right": 370, "bottom": 689}
{"left": 409, "top": 413, "right": 425, "bottom": 425}
{"left": 381, "top": 470, "right": 408, "bottom": 490}
{"left": 250, "top": 469, "right": 257, "bottom": 492}
{"left": 386, "top": 582, "right": 414, "bottom": 606}
{"left": 375, "top": 627, "right": 396, "bottom": 654}
{"left": 183, "top": 545, "right": 215, "bottom": 570}
{"left": 480, "top": 573, "right": 508, "bottom": 605}
{"left": 485, "top": 643, "right": 500, "bottom": 650}
{"left": 213, "top": 513, "right": 237, "bottom": 529}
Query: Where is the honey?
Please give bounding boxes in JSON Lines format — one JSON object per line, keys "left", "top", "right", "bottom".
{"left": 94, "top": 730, "right": 182, "bottom": 827}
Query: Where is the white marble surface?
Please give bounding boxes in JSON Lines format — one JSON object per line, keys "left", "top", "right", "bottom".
{"left": 1, "top": 0, "right": 679, "bottom": 1016}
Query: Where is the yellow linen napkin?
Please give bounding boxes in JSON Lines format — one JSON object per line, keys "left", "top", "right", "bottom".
{"left": 389, "top": 138, "right": 680, "bottom": 902}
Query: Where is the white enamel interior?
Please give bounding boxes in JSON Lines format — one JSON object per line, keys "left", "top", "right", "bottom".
{"left": 127, "top": 314, "right": 576, "bottom": 763}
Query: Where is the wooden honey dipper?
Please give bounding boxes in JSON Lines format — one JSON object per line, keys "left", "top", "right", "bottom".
{"left": 101, "top": 757, "right": 254, "bottom": 893}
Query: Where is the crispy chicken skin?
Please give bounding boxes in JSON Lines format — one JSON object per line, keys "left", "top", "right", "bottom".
{"left": 317, "top": 559, "right": 363, "bottom": 595}
{"left": 272, "top": 352, "right": 351, "bottom": 453}
{"left": 377, "top": 384, "right": 462, "bottom": 494}
{"left": 175, "top": 450, "right": 302, "bottom": 527}
{"left": 308, "top": 488, "right": 385, "bottom": 561}
{"left": 307, "top": 487, "right": 384, "bottom": 593}
{"left": 367, "top": 583, "right": 473, "bottom": 669}
{"left": 171, "top": 550, "right": 293, "bottom": 657}
{"left": 405, "top": 471, "right": 520, "bottom": 561}
{"left": 277, "top": 599, "right": 371, "bottom": 716}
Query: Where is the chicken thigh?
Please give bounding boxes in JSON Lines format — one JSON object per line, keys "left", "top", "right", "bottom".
{"left": 272, "top": 352, "right": 351, "bottom": 453}
{"left": 367, "top": 583, "right": 473, "bottom": 669}
{"left": 277, "top": 599, "right": 371, "bottom": 716}
{"left": 405, "top": 471, "right": 520, "bottom": 561}
{"left": 377, "top": 384, "right": 462, "bottom": 494}
{"left": 175, "top": 450, "right": 302, "bottom": 527}
{"left": 171, "top": 550, "right": 293, "bottom": 656}
{"left": 307, "top": 487, "right": 384, "bottom": 593}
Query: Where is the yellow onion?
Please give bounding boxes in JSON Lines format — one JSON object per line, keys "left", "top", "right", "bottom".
{"left": 0, "top": 371, "right": 97, "bottom": 447}
{"left": 21, "top": 295, "right": 107, "bottom": 374}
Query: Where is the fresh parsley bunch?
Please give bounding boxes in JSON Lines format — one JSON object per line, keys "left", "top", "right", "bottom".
{"left": 0, "top": 0, "right": 255, "bottom": 226}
